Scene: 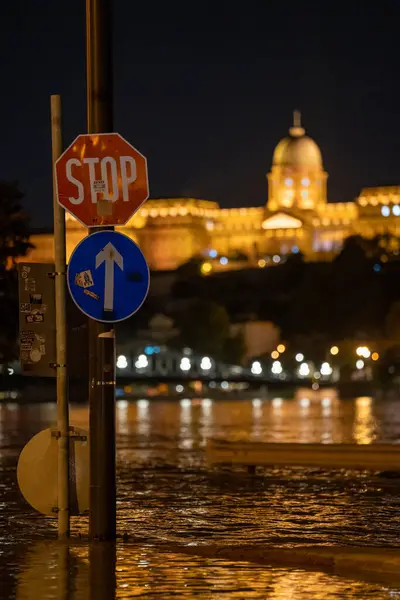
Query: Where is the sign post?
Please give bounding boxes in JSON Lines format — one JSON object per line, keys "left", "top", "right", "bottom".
{"left": 53, "top": 0, "right": 149, "bottom": 540}
{"left": 51, "top": 94, "right": 70, "bottom": 539}
{"left": 85, "top": 0, "right": 116, "bottom": 541}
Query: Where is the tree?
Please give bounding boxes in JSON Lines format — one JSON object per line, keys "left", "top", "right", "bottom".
{"left": 0, "top": 182, "right": 33, "bottom": 268}
{"left": 223, "top": 330, "right": 246, "bottom": 365}
{"left": 173, "top": 299, "right": 231, "bottom": 360}
{"left": 0, "top": 182, "right": 33, "bottom": 365}
{"left": 385, "top": 301, "right": 400, "bottom": 341}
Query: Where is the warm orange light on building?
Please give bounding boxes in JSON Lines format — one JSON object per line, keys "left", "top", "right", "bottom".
{"left": 23, "top": 114, "right": 400, "bottom": 272}
{"left": 372, "top": 352, "right": 379, "bottom": 361}
{"left": 277, "top": 344, "right": 286, "bottom": 353}
{"left": 271, "top": 350, "right": 280, "bottom": 359}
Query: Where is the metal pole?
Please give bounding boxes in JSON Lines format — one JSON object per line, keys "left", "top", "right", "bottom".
{"left": 86, "top": 0, "right": 117, "bottom": 541}
{"left": 89, "top": 542, "right": 116, "bottom": 600}
{"left": 51, "top": 94, "right": 70, "bottom": 539}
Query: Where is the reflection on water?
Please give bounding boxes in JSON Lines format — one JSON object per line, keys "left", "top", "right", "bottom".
{"left": 353, "top": 396, "right": 376, "bottom": 444}
{"left": 2, "top": 395, "right": 400, "bottom": 598}
{"left": 11, "top": 541, "right": 400, "bottom": 599}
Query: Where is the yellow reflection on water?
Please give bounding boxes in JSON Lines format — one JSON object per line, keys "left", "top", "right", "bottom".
{"left": 14, "top": 541, "right": 397, "bottom": 600}
{"left": 179, "top": 399, "right": 193, "bottom": 450}
{"left": 353, "top": 396, "right": 375, "bottom": 444}
{"left": 137, "top": 399, "right": 150, "bottom": 437}
{"left": 200, "top": 398, "right": 213, "bottom": 442}
{"left": 251, "top": 398, "right": 263, "bottom": 438}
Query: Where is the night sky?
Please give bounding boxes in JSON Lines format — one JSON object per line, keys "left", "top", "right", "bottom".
{"left": 1, "top": 1, "right": 400, "bottom": 227}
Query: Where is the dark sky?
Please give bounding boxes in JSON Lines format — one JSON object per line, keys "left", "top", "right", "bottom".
{"left": 1, "top": 1, "right": 400, "bottom": 227}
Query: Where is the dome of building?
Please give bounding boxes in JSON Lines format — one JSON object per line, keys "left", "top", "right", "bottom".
{"left": 272, "top": 111, "right": 323, "bottom": 170}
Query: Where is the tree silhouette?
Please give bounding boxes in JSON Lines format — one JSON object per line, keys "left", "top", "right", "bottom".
{"left": 385, "top": 301, "right": 400, "bottom": 341}
{"left": 0, "top": 182, "right": 33, "bottom": 366}
{"left": 173, "top": 299, "right": 234, "bottom": 361}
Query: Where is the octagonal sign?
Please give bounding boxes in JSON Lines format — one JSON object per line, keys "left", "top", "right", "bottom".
{"left": 55, "top": 133, "right": 149, "bottom": 227}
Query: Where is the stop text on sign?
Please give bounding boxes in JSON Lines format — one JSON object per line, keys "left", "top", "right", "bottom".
{"left": 55, "top": 132, "right": 149, "bottom": 227}
{"left": 66, "top": 156, "right": 136, "bottom": 205}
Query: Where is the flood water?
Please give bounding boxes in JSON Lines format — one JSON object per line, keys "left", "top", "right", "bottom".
{"left": 1, "top": 391, "right": 400, "bottom": 598}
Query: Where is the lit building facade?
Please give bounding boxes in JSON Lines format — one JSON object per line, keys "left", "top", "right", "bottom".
{"left": 26, "top": 111, "right": 400, "bottom": 271}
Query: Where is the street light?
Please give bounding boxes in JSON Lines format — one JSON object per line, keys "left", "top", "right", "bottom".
{"left": 201, "top": 262, "right": 212, "bottom": 275}
{"left": 298, "top": 362, "right": 310, "bottom": 377}
{"left": 135, "top": 354, "right": 148, "bottom": 369}
{"left": 200, "top": 356, "right": 212, "bottom": 371}
{"left": 271, "top": 361, "right": 283, "bottom": 375}
{"left": 180, "top": 357, "right": 191, "bottom": 371}
{"left": 320, "top": 362, "right": 332, "bottom": 376}
{"left": 117, "top": 355, "right": 128, "bottom": 369}
{"left": 330, "top": 346, "right": 339, "bottom": 356}
{"left": 356, "top": 346, "right": 370, "bottom": 358}
{"left": 251, "top": 361, "right": 262, "bottom": 375}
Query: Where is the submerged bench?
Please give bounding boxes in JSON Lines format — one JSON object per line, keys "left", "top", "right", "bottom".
{"left": 206, "top": 439, "right": 400, "bottom": 472}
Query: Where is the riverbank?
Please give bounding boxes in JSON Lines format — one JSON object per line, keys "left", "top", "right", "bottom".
{"left": 0, "top": 373, "right": 390, "bottom": 404}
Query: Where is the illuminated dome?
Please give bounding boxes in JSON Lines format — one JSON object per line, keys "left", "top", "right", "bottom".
{"left": 272, "top": 111, "right": 322, "bottom": 170}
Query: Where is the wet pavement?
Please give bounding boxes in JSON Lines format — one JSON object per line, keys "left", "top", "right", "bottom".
{"left": 1, "top": 392, "right": 400, "bottom": 598}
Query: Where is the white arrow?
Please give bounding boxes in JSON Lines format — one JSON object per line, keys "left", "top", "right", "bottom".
{"left": 95, "top": 243, "right": 124, "bottom": 312}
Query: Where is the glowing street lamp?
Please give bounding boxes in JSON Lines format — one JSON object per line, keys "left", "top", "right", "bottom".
{"left": 298, "top": 362, "right": 310, "bottom": 377}
{"left": 180, "top": 357, "right": 191, "bottom": 371}
{"left": 320, "top": 362, "right": 332, "bottom": 376}
{"left": 251, "top": 361, "right": 262, "bottom": 375}
{"left": 117, "top": 355, "right": 128, "bottom": 369}
{"left": 200, "top": 356, "right": 212, "bottom": 371}
{"left": 271, "top": 361, "right": 283, "bottom": 375}
{"left": 201, "top": 262, "right": 212, "bottom": 275}
{"left": 135, "top": 354, "right": 148, "bottom": 369}
{"left": 356, "top": 346, "right": 370, "bottom": 359}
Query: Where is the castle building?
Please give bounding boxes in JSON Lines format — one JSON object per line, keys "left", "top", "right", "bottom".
{"left": 27, "top": 112, "right": 400, "bottom": 271}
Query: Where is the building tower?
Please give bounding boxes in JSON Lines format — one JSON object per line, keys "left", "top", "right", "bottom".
{"left": 267, "top": 111, "right": 328, "bottom": 212}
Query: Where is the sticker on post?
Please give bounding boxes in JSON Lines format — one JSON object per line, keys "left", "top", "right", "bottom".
{"left": 93, "top": 180, "right": 106, "bottom": 193}
{"left": 84, "top": 289, "right": 100, "bottom": 300}
{"left": 75, "top": 270, "right": 94, "bottom": 288}
{"left": 30, "top": 294, "right": 42, "bottom": 305}
{"left": 25, "top": 309, "right": 44, "bottom": 324}
{"left": 97, "top": 199, "right": 113, "bottom": 217}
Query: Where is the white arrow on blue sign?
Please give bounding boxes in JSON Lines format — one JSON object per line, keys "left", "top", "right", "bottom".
{"left": 67, "top": 231, "right": 149, "bottom": 323}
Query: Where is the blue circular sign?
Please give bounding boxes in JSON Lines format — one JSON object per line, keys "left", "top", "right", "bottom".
{"left": 67, "top": 231, "right": 149, "bottom": 323}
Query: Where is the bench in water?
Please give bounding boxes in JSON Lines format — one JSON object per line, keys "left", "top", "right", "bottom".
{"left": 206, "top": 439, "right": 400, "bottom": 472}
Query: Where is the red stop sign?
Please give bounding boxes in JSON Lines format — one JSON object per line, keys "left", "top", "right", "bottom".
{"left": 55, "top": 133, "right": 149, "bottom": 227}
